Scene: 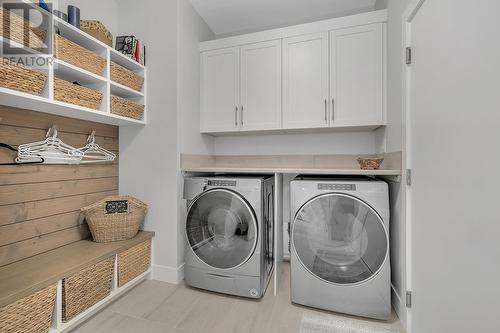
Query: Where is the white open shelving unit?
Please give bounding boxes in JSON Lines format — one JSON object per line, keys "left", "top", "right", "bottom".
{"left": 1, "top": 3, "right": 147, "bottom": 126}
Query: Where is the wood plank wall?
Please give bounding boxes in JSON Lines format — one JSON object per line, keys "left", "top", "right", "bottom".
{"left": 0, "top": 106, "right": 119, "bottom": 267}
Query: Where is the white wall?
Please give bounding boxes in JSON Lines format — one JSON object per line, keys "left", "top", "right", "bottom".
{"left": 118, "top": 0, "right": 181, "bottom": 283}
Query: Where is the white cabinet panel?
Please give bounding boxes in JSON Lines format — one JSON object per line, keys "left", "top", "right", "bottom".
{"left": 200, "top": 47, "right": 240, "bottom": 132}
{"left": 283, "top": 32, "right": 329, "bottom": 129}
{"left": 330, "top": 24, "right": 384, "bottom": 127}
{"left": 240, "top": 40, "right": 282, "bottom": 131}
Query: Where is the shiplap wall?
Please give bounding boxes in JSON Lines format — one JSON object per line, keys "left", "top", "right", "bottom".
{"left": 0, "top": 106, "right": 119, "bottom": 267}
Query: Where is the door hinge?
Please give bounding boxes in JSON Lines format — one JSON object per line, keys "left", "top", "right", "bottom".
{"left": 406, "top": 169, "right": 412, "bottom": 186}
{"left": 406, "top": 47, "right": 412, "bottom": 65}
{"left": 406, "top": 290, "right": 412, "bottom": 308}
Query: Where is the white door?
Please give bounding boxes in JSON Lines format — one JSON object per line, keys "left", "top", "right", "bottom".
{"left": 406, "top": 1, "right": 500, "bottom": 332}
{"left": 200, "top": 47, "right": 240, "bottom": 132}
{"left": 283, "top": 32, "right": 329, "bottom": 129}
{"left": 330, "top": 23, "right": 384, "bottom": 127}
{"left": 240, "top": 40, "right": 282, "bottom": 131}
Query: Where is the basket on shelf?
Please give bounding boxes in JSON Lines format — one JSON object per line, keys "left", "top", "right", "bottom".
{"left": 62, "top": 257, "right": 114, "bottom": 322}
{"left": 0, "top": 58, "right": 47, "bottom": 95}
{"left": 357, "top": 157, "right": 385, "bottom": 170}
{"left": 118, "top": 239, "right": 151, "bottom": 287}
{"left": 0, "top": 7, "right": 47, "bottom": 49}
{"left": 81, "top": 195, "right": 148, "bottom": 243}
{"left": 54, "top": 78, "right": 103, "bottom": 110}
{"left": 0, "top": 284, "right": 56, "bottom": 333}
{"left": 54, "top": 34, "right": 106, "bottom": 76}
{"left": 111, "top": 62, "right": 144, "bottom": 92}
{"left": 110, "top": 95, "right": 144, "bottom": 120}
{"left": 80, "top": 20, "right": 113, "bottom": 47}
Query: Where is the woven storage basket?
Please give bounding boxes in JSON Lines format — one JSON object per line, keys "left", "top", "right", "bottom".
{"left": 118, "top": 239, "right": 152, "bottom": 287}
{"left": 111, "top": 95, "right": 145, "bottom": 120}
{"left": 111, "top": 62, "right": 144, "bottom": 92}
{"left": 0, "top": 284, "right": 56, "bottom": 333}
{"left": 0, "top": 58, "right": 47, "bottom": 95}
{"left": 54, "top": 34, "right": 106, "bottom": 76}
{"left": 54, "top": 78, "right": 103, "bottom": 110}
{"left": 80, "top": 20, "right": 113, "bottom": 47}
{"left": 62, "top": 257, "right": 114, "bottom": 322}
{"left": 357, "top": 157, "right": 385, "bottom": 170}
{"left": 0, "top": 8, "right": 46, "bottom": 49}
{"left": 81, "top": 195, "right": 148, "bottom": 243}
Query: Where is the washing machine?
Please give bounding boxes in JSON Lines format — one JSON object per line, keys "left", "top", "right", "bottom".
{"left": 183, "top": 175, "right": 274, "bottom": 298}
{"left": 290, "top": 176, "right": 391, "bottom": 320}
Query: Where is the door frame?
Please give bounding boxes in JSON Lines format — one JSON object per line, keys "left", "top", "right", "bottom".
{"left": 402, "top": 1, "right": 427, "bottom": 332}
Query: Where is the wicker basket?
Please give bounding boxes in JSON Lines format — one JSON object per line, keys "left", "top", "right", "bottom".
{"left": 118, "top": 239, "right": 152, "bottom": 287}
{"left": 0, "top": 8, "right": 46, "bottom": 49}
{"left": 111, "top": 62, "right": 144, "bottom": 92}
{"left": 80, "top": 20, "right": 113, "bottom": 47}
{"left": 111, "top": 95, "right": 145, "bottom": 120}
{"left": 357, "top": 157, "right": 385, "bottom": 170}
{"left": 54, "top": 34, "right": 106, "bottom": 76}
{"left": 81, "top": 195, "right": 148, "bottom": 243}
{"left": 0, "top": 284, "right": 56, "bottom": 333}
{"left": 62, "top": 257, "right": 114, "bottom": 322}
{"left": 0, "top": 58, "right": 47, "bottom": 95}
{"left": 54, "top": 78, "right": 103, "bottom": 110}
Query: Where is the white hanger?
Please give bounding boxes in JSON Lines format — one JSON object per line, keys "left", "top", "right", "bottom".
{"left": 75, "top": 131, "right": 116, "bottom": 163}
{"left": 16, "top": 126, "right": 83, "bottom": 164}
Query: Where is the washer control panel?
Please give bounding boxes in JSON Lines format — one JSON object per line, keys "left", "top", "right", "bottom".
{"left": 208, "top": 180, "right": 237, "bottom": 187}
{"left": 318, "top": 183, "right": 356, "bottom": 191}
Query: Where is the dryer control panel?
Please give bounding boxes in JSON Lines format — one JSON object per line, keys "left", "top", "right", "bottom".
{"left": 318, "top": 183, "right": 356, "bottom": 191}
{"left": 208, "top": 180, "right": 237, "bottom": 187}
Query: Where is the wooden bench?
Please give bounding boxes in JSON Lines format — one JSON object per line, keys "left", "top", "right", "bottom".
{"left": 0, "top": 231, "right": 154, "bottom": 332}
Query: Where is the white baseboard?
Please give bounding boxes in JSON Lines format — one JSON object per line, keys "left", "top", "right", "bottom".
{"left": 391, "top": 284, "right": 407, "bottom": 330}
{"left": 151, "top": 263, "right": 185, "bottom": 284}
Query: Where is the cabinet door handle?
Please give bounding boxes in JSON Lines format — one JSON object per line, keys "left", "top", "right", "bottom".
{"left": 332, "top": 98, "right": 335, "bottom": 121}
{"left": 240, "top": 105, "right": 244, "bottom": 126}
{"left": 235, "top": 106, "right": 238, "bottom": 126}
{"left": 324, "top": 99, "right": 327, "bottom": 122}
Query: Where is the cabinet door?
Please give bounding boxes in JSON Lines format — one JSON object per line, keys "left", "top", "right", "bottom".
{"left": 200, "top": 47, "right": 240, "bottom": 132}
{"left": 330, "top": 23, "right": 384, "bottom": 127}
{"left": 283, "top": 32, "right": 329, "bottom": 129}
{"left": 240, "top": 40, "right": 282, "bottom": 131}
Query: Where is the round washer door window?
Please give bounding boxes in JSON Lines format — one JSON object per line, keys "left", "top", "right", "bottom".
{"left": 292, "top": 193, "right": 388, "bottom": 285}
{"left": 186, "top": 189, "right": 258, "bottom": 270}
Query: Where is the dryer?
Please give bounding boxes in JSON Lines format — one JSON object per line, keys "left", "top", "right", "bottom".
{"left": 290, "top": 176, "right": 391, "bottom": 320}
{"left": 183, "top": 175, "right": 274, "bottom": 298}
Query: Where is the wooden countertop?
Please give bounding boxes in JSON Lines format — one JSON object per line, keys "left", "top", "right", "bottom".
{"left": 181, "top": 153, "right": 403, "bottom": 176}
{"left": 0, "top": 231, "right": 154, "bottom": 308}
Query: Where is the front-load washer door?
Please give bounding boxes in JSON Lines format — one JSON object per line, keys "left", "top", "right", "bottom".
{"left": 186, "top": 189, "right": 258, "bottom": 270}
{"left": 292, "top": 193, "right": 388, "bottom": 285}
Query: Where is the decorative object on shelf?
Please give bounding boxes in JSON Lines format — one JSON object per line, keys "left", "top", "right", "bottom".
{"left": 357, "top": 157, "right": 385, "bottom": 170}
{"left": 0, "top": 58, "right": 47, "bottom": 95}
{"left": 53, "top": 9, "right": 68, "bottom": 21}
{"left": 16, "top": 126, "right": 83, "bottom": 164}
{"left": 67, "top": 5, "right": 80, "bottom": 28}
{"left": 76, "top": 130, "right": 116, "bottom": 163}
{"left": 54, "top": 34, "right": 106, "bottom": 76}
{"left": 37, "top": 0, "right": 50, "bottom": 12}
{"left": 80, "top": 20, "right": 113, "bottom": 47}
{"left": 115, "top": 35, "right": 146, "bottom": 65}
{"left": 81, "top": 195, "right": 148, "bottom": 243}
{"left": 54, "top": 78, "right": 103, "bottom": 110}
{"left": 111, "top": 62, "right": 144, "bottom": 91}
{"left": 111, "top": 95, "right": 145, "bottom": 120}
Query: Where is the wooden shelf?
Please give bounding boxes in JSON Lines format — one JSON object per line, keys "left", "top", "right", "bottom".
{"left": 110, "top": 48, "right": 145, "bottom": 72}
{"left": 0, "top": 231, "right": 154, "bottom": 308}
{"left": 53, "top": 59, "right": 107, "bottom": 85}
{"left": 110, "top": 81, "right": 144, "bottom": 99}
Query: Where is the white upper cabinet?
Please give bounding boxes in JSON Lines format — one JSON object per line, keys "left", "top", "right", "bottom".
{"left": 330, "top": 23, "right": 384, "bottom": 127}
{"left": 240, "top": 40, "right": 282, "bottom": 131}
{"left": 282, "top": 32, "right": 329, "bottom": 129}
{"left": 200, "top": 47, "right": 240, "bottom": 132}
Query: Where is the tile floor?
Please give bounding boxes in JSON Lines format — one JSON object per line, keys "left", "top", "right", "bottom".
{"left": 73, "top": 263, "right": 404, "bottom": 333}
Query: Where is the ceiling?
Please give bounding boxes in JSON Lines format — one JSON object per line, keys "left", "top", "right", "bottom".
{"left": 189, "top": 0, "right": 377, "bottom": 36}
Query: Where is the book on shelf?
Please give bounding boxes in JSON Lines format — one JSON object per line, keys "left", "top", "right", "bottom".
{"left": 115, "top": 35, "right": 146, "bottom": 66}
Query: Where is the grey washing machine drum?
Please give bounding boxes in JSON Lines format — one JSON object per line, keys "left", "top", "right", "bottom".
{"left": 186, "top": 188, "right": 258, "bottom": 270}
{"left": 292, "top": 192, "right": 388, "bottom": 285}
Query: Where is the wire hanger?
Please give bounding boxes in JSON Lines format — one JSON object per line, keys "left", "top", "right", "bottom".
{"left": 75, "top": 130, "right": 116, "bottom": 163}
{"left": 0, "top": 143, "right": 45, "bottom": 165}
{"left": 16, "top": 126, "right": 83, "bottom": 164}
